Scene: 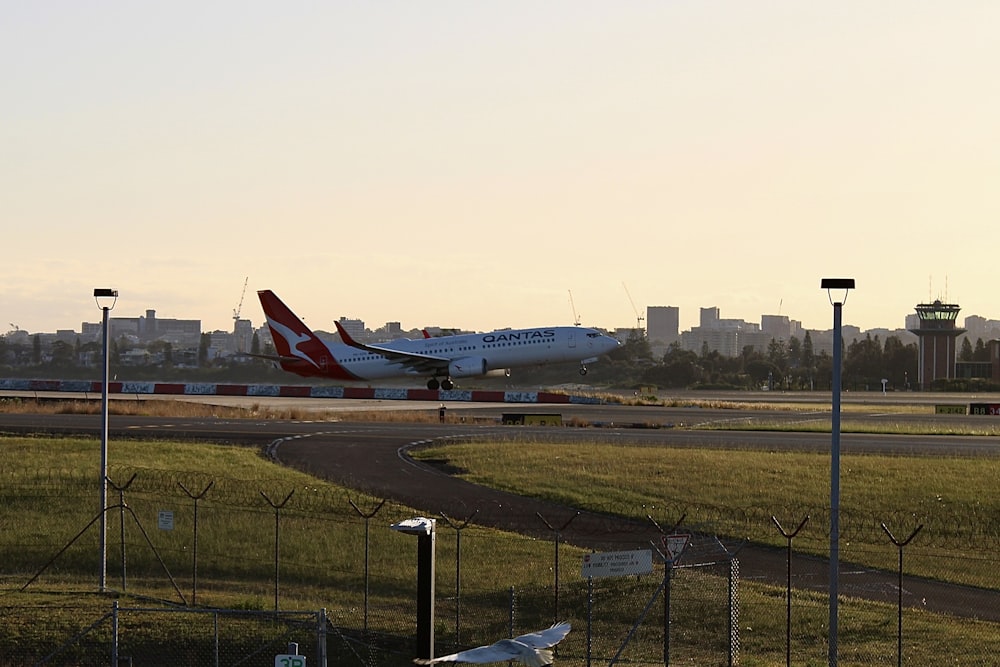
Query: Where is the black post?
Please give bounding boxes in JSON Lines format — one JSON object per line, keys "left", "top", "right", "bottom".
{"left": 393, "top": 517, "right": 437, "bottom": 662}
{"left": 772, "top": 515, "right": 809, "bottom": 667}
{"left": 440, "top": 510, "right": 478, "bottom": 647}
{"left": 646, "top": 512, "right": 686, "bottom": 667}
{"left": 537, "top": 511, "right": 579, "bottom": 624}
{"left": 178, "top": 481, "right": 213, "bottom": 607}
{"left": 260, "top": 489, "right": 294, "bottom": 613}
{"left": 349, "top": 497, "right": 386, "bottom": 635}
{"left": 106, "top": 473, "right": 137, "bottom": 592}
{"left": 416, "top": 529, "right": 436, "bottom": 660}
{"left": 881, "top": 522, "right": 922, "bottom": 667}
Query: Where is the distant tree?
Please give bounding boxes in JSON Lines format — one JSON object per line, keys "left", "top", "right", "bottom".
{"left": 802, "top": 331, "right": 815, "bottom": 372}
{"left": 767, "top": 338, "right": 787, "bottom": 373}
{"left": 48, "top": 340, "right": 76, "bottom": 367}
{"left": 845, "top": 333, "right": 882, "bottom": 390}
{"left": 251, "top": 332, "right": 260, "bottom": 355}
{"left": 787, "top": 335, "right": 802, "bottom": 369}
{"left": 32, "top": 335, "right": 41, "bottom": 364}
{"left": 959, "top": 337, "right": 974, "bottom": 362}
{"left": 198, "top": 333, "right": 211, "bottom": 366}
{"left": 813, "top": 349, "right": 833, "bottom": 391}
{"left": 652, "top": 344, "right": 701, "bottom": 388}
{"left": 974, "top": 338, "right": 989, "bottom": 362}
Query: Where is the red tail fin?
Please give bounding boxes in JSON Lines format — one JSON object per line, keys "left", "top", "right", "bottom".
{"left": 257, "top": 290, "right": 336, "bottom": 377}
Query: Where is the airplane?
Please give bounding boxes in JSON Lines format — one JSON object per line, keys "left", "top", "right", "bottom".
{"left": 257, "top": 290, "right": 620, "bottom": 390}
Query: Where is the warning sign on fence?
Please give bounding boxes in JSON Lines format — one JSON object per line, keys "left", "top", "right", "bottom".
{"left": 581, "top": 549, "right": 653, "bottom": 579}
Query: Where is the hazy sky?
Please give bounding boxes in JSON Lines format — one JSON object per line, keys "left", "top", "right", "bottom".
{"left": 4, "top": 2, "right": 999, "bottom": 336}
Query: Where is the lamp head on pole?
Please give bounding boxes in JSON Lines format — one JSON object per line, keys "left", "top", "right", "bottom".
{"left": 821, "top": 278, "right": 855, "bottom": 306}
{"left": 93, "top": 288, "right": 118, "bottom": 310}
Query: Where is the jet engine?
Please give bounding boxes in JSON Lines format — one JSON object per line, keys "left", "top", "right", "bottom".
{"left": 448, "top": 357, "right": 488, "bottom": 378}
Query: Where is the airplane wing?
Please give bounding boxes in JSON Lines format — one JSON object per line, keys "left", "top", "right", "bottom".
{"left": 235, "top": 352, "right": 303, "bottom": 364}
{"left": 334, "top": 321, "right": 450, "bottom": 375}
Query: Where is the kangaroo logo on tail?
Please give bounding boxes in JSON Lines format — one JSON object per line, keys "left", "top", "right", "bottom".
{"left": 257, "top": 290, "right": 330, "bottom": 372}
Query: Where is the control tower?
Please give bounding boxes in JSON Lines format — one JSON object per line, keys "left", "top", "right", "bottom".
{"left": 907, "top": 300, "right": 966, "bottom": 390}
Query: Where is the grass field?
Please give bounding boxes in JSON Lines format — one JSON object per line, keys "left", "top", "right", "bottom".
{"left": 1, "top": 431, "right": 998, "bottom": 665}
{"left": 2, "top": 395, "right": 999, "bottom": 664}
{"left": 410, "top": 439, "right": 1000, "bottom": 589}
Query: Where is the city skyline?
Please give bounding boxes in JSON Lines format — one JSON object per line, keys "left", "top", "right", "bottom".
{"left": 4, "top": 3, "right": 999, "bottom": 336}
{"left": 8, "top": 298, "right": 1000, "bottom": 343}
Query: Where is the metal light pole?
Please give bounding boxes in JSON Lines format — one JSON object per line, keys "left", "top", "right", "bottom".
{"left": 94, "top": 288, "right": 118, "bottom": 592}
{"left": 820, "top": 278, "right": 853, "bottom": 667}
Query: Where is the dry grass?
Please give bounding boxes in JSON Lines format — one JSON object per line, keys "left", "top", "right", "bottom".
{"left": 0, "top": 396, "right": 450, "bottom": 423}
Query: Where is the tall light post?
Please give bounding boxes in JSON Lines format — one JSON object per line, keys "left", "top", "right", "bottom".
{"left": 821, "top": 278, "right": 854, "bottom": 666}
{"left": 94, "top": 288, "right": 118, "bottom": 592}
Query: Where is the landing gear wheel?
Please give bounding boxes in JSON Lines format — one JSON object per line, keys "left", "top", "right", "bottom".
{"left": 579, "top": 367, "right": 589, "bottom": 376}
{"left": 427, "top": 378, "right": 440, "bottom": 390}
{"left": 441, "top": 379, "right": 454, "bottom": 391}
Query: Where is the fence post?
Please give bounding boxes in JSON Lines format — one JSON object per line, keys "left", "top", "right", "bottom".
{"left": 508, "top": 586, "right": 516, "bottom": 639}
{"left": 712, "top": 536, "right": 747, "bottom": 667}
{"left": 647, "top": 512, "right": 686, "bottom": 667}
{"left": 881, "top": 522, "right": 923, "bottom": 667}
{"left": 348, "top": 497, "right": 386, "bottom": 635}
{"left": 178, "top": 481, "right": 214, "bottom": 607}
{"left": 112, "top": 599, "right": 119, "bottom": 667}
{"left": 537, "top": 511, "right": 579, "bottom": 625}
{"left": 771, "top": 514, "right": 809, "bottom": 667}
{"left": 107, "top": 473, "right": 137, "bottom": 592}
{"left": 260, "top": 489, "right": 295, "bottom": 613}
{"left": 317, "top": 607, "right": 328, "bottom": 667}
{"left": 440, "top": 509, "right": 478, "bottom": 647}
{"left": 586, "top": 555, "right": 594, "bottom": 667}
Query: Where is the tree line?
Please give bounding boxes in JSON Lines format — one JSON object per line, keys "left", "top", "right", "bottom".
{"left": 2, "top": 330, "right": 997, "bottom": 392}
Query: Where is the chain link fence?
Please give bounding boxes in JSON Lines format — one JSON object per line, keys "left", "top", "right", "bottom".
{"left": 2, "top": 466, "right": 999, "bottom": 664}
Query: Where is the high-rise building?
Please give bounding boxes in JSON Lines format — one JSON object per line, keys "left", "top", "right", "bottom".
{"left": 337, "top": 317, "right": 366, "bottom": 342}
{"left": 646, "top": 306, "right": 679, "bottom": 345}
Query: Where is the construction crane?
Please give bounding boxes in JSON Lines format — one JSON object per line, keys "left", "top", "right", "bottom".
{"left": 232, "top": 277, "right": 248, "bottom": 325}
{"left": 622, "top": 282, "right": 645, "bottom": 332}
{"left": 568, "top": 290, "right": 581, "bottom": 326}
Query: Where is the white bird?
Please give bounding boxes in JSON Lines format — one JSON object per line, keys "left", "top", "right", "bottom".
{"left": 414, "top": 622, "right": 571, "bottom": 667}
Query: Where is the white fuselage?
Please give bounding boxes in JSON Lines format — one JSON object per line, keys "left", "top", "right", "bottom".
{"left": 327, "top": 326, "right": 617, "bottom": 380}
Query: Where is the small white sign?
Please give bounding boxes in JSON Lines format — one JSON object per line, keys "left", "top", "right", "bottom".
{"left": 275, "top": 655, "right": 306, "bottom": 667}
{"left": 581, "top": 549, "right": 653, "bottom": 579}
{"left": 664, "top": 534, "right": 690, "bottom": 561}
{"left": 157, "top": 510, "right": 174, "bottom": 531}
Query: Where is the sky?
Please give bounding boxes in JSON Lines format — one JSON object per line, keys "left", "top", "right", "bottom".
{"left": 4, "top": 2, "right": 999, "bottom": 336}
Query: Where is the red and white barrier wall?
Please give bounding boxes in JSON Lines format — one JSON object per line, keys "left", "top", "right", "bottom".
{"left": 0, "top": 378, "right": 601, "bottom": 405}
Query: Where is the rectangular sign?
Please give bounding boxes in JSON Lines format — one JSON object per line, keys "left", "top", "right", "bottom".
{"left": 157, "top": 510, "right": 174, "bottom": 531}
{"left": 581, "top": 549, "right": 653, "bottom": 579}
{"left": 935, "top": 404, "right": 967, "bottom": 415}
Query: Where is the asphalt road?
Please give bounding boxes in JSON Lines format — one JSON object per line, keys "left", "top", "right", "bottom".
{"left": 2, "top": 397, "right": 999, "bottom": 621}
